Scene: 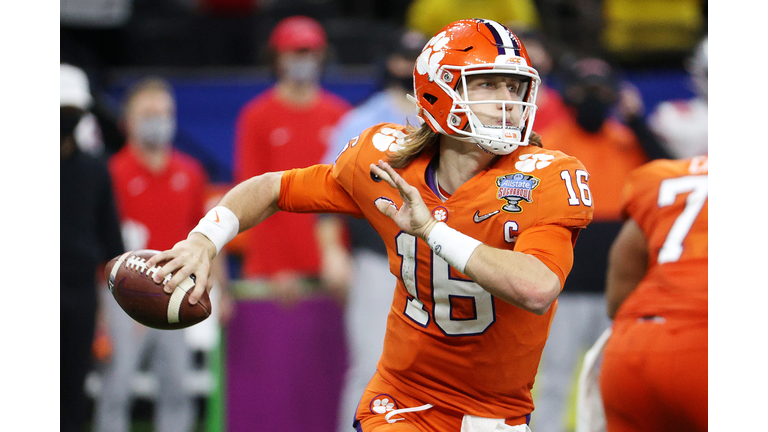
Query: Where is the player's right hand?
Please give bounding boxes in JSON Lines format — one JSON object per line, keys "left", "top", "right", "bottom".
{"left": 371, "top": 159, "right": 438, "bottom": 241}
{"left": 146, "top": 233, "right": 217, "bottom": 305}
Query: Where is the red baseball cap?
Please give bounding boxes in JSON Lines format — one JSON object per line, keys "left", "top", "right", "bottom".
{"left": 268, "top": 16, "right": 328, "bottom": 53}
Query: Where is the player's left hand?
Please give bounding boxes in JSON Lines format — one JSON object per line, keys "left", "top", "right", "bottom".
{"left": 371, "top": 159, "right": 438, "bottom": 241}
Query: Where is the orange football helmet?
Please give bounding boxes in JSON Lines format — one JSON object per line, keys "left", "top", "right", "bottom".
{"left": 412, "top": 19, "right": 541, "bottom": 155}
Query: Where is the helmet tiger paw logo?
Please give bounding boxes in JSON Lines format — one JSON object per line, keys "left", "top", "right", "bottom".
{"left": 371, "top": 396, "right": 396, "bottom": 414}
{"left": 416, "top": 31, "right": 449, "bottom": 80}
{"left": 373, "top": 127, "right": 408, "bottom": 153}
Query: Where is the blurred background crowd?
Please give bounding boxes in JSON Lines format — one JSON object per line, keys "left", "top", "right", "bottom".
{"left": 61, "top": 0, "right": 706, "bottom": 69}
{"left": 60, "top": 1, "right": 708, "bottom": 432}
{"left": 60, "top": 0, "right": 708, "bottom": 177}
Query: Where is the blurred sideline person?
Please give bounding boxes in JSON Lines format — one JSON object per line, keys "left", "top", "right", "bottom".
{"left": 600, "top": 155, "right": 708, "bottom": 431}
{"left": 232, "top": 15, "right": 352, "bottom": 305}
{"left": 321, "top": 28, "right": 427, "bottom": 432}
{"left": 229, "top": 15, "right": 352, "bottom": 430}
{"left": 148, "top": 19, "right": 595, "bottom": 432}
{"left": 532, "top": 56, "right": 669, "bottom": 432}
{"left": 648, "top": 36, "right": 708, "bottom": 159}
{"left": 94, "top": 78, "right": 225, "bottom": 432}
{"left": 60, "top": 63, "right": 125, "bottom": 432}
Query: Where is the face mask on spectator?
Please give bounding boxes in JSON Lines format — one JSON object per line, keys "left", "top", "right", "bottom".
{"left": 61, "top": 108, "right": 84, "bottom": 139}
{"left": 284, "top": 57, "right": 321, "bottom": 83}
{"left": 137, "top": 116, "right": 175, "bottom": 149}
{"left": 575, "top": 95, "right": 610, "bottom": 134}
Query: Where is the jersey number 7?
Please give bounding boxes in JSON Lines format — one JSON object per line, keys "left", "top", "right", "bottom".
{"left": 656, "top": 175, "right": 708, "bottom": 264}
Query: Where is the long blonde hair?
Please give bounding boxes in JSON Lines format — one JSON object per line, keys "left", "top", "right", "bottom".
{"left": 387, "top": 123, "right": 544, "bottom": 169}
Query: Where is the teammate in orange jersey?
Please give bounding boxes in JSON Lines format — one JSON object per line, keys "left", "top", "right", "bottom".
{"left": 147, "top": 19, "right": 593, "bottom": 432}
{"left": 599, "top": 156, "right": 708, "bottom": 432}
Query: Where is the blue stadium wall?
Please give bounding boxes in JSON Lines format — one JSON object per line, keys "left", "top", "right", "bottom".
{"left": 108, "top": 68, "right": 694, "bottom": 184}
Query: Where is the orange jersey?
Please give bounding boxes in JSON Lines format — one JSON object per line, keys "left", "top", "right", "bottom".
{"left": 615, "top": 156, "right": 708, "bottom": 321}
{"left": 278, "top": 123, "right": 593, "bottom": 419}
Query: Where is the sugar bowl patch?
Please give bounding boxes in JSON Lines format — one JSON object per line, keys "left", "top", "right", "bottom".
{"left": 496, "top": 173, "right": 540, "bottom": 213}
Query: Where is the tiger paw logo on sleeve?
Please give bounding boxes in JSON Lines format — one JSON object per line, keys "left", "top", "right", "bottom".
{"left": 372, "top": 127, "right": 408, "bottom": 153}
{"left": 496, "top": 173, "right": 540, "bottom": 213}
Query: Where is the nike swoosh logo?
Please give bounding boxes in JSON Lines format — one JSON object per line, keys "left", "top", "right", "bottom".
{"left": 473, "top": 210, "right": 500, "bottom": 223}
{"left": 214, "top": 211, "right": 220, "bottom": 223}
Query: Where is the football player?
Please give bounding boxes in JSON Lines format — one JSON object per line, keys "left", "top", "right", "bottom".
{"left": 599, "top": 156, "right": 708, "bottom": 431}
{"left": 148, "top": 19, "right": 594, "bottom": 432}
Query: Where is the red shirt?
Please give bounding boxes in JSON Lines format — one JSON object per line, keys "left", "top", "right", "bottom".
{"left": 233, "top": 88, "right": 351, "bottom": 277}
{"left": 108, "top": 145, "right": 208, "bottom": 251}
{"left": 533, "top": 85, "right": 569, "bottom": 132}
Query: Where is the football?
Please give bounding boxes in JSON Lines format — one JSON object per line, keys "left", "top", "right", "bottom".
{"left": 105, "top": 249, "right": 211, "bottom": 330}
